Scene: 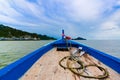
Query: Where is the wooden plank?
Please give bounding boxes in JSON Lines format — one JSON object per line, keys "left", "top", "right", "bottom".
{"left": 20, "top": 48, "right": 120, "bottom": 80}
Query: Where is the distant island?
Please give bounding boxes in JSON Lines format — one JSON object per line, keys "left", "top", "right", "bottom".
{"left": 72, "top": 37, "right": 86, "bottom": 40}
{"left": 0, "top": 24, "right": 56, "bottom": 40}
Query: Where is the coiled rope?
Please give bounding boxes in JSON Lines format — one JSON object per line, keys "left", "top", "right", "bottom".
{"left": 60, "top": 39, "right": 109, "bottom": 79}
{"left": 59, "top": 56, "right": 109, "bottom": 79}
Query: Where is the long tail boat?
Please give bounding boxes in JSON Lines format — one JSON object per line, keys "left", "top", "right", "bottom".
{"left": 0, "top": 30, "right": 120, "bottom": 80}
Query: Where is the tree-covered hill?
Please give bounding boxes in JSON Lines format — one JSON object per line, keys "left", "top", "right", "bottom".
{"left": 72, "top": 37, "right": 86, "bottom": 40}
{"left": 0, "top": 24, "right": 56, "bottom": 40}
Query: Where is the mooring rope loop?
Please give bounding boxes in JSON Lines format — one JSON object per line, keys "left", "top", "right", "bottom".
{"left": 60, "top": 39, "right": 109, "bottom": 79}
{"left": 59, "top": 56, "right": 84, "bottom": 70}
{"left": 59, "top": 56, "right": 109, "bottom": 79}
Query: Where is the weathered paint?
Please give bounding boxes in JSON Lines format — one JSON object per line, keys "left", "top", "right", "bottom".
{"left": 0, "top": 41, "right": 55, "bottom": 80}
{"left": 0, "top": 39, "right": 120, "bottom": 80}
{"left": 68, "top": 40, "right": 120, "bottom": 73}
{"left": 54, "top": 39, "right": 120, "bottom": 73}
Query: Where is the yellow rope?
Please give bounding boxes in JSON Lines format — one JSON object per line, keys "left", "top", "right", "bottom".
{"left": 59, "top": 56, "right": 109, "bottom": 79}
{"left": 61, "top": 39, "right": 109, "bottom": 79}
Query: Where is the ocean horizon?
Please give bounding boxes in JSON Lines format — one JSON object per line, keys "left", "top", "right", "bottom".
{"left": 0, "top": 40, "right": 120, "bottom": 69}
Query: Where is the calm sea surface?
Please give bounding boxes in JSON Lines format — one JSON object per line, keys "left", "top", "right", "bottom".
{"left": 0, "top": 40, "right": 120, "bottom": 69}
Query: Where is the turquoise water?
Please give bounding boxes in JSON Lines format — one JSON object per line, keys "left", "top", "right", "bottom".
{"left": 76, "top": 40, "right": 120, "bottom": 58}
{"left": 0, "top": 40, "right": 120, "bottom": 69}
{"left": 0, "top": 40, "right": 53, "bottom": 69}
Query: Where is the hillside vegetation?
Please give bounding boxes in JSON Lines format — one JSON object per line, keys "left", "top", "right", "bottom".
{"left": 0, "top": 24, "right": 56, "bottom": 40}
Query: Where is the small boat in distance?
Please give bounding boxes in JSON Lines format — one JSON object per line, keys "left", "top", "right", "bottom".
{"left": 0, "top": 30, "right": 120, "bottom": 80}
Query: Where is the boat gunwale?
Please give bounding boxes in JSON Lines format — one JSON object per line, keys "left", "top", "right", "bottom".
{"left": 0, "top": 39, "right": 120, "bottom": 80}
{"left": 0, "top": 40, "right": 56, "bottom": 79}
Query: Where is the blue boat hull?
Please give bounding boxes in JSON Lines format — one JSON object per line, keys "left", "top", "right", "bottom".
{"left": 0, "top": 39, "right": 120, "bottom": 80}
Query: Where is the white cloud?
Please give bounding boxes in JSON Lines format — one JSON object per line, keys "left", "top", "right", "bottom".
{"left": 94, "top": 28, "right": 120, "bottom": 40}
{"left": 93, "top": 9, "right": 120, "bottom": 39}
{"left": 0, "top": 15, "right": 19, "bottom": 24}
{"left": 100, "top": 22, "right": 119, "bottom": 30}
{"left": 115, "top": 0, "right": 120, "bottom": 6}
{"left": 0, "top": 0, "right": 116, "bottom": 24}
{"left": 0, "top": 0, "right": 120, "bottom": 39}
{"left": 0, "top": 0, "right": 23, "bottom": 17}
{"left": 57, "top": 0, "right": 116, "bottom": 22}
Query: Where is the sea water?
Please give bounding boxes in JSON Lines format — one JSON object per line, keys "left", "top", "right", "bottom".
{"left": 0, "top": 40, "right": 120, "bottom": 69}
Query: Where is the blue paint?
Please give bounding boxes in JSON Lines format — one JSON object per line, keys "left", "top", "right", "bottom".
{"left": 0, "top": 41, "right": 55, "bottom": 80}
{"left": 0, "top": 39, "right": 120, "bottom": 80}
{"left": 62, "top": 29, "right": 64, "bottom": 39}
{"left": 54, "top": 39, "right": 120, "bottom": 73}
{"left": 68, "top": 40, "right": 120, "bottom": 73}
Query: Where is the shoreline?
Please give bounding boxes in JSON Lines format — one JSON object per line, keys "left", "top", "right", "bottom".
{"left": 0, "top": 40, "right": 55, "bottom": 41}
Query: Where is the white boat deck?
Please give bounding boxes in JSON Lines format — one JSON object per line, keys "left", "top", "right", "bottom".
{"left": 20, "top": 48, "right": 120, "bottom": 80}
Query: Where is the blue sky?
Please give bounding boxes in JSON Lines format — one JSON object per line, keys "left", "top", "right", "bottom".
{"left": 0, "top": 0, "right": 120, "bottom": 39}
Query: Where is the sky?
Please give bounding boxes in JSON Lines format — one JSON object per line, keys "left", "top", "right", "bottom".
{"left": 0, "top": 0, "right": 120, "bottom": 39}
